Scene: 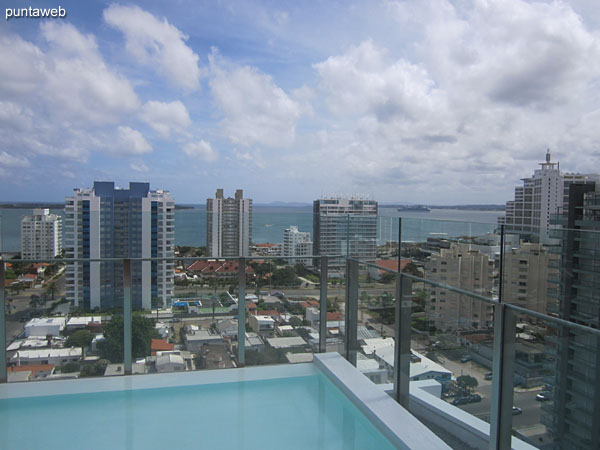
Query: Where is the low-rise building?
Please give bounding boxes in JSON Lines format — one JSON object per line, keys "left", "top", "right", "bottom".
{"left": 266, "top": 336, "right": 307, "bottom": 350}
{"left": 24, "top": 317, "right": 67, "bottom": 337}
{"left": 248, "top": 315, "right": 275, "bottom": 335}
{"left": 65, "top": 316, "right": 102, "bottom": 331}
{"left": 184, "top": 327, "right": 223, "bottom": 352}
{"left": 11, "top": 348, "right": 82, "bottom": 366}
{"left": 245, "top": 332, "right": 265, "bottom": 351}
{"left": 156, "top": 354, "right": 186, "bottom": 373}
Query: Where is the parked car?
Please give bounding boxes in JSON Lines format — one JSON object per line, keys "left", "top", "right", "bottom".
{"left": 484, "top": 372, "right": 493, "bottom": 380}
{"left": 467, "top": 394, "right": 482, "bottom": 403}
{"left": 452, "top": 397, "right": 470, "bottom": 406}
{"left": 512, "top": 406, "right": 523, "bottom": 415}
{"left": 536, "top": 391, "right": 551, "bottom": 401}
{"left": 460, "top": 355, "right": 473, "bottom": 363}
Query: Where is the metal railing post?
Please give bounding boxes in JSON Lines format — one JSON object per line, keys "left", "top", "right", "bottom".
{"left": 489, "top": 303, "right": 516, "bottom": 450}
{"left": 345, "top": 258, "right": 358, "bottom": 366}
{"left": 0, "top": 260, "right": 6, "bottom": 383}
{"left": 319, "top": 255, "right": 328, "bottom": 353}
{"left": 394, "top": 272, "right": 412, "bottom": 407}
{"left": 237, "top": 257, "right": 246, "bottom": 366}
{"left": 123, "top": 259, "right": 132, "bottom": 375}
{"left": 498, "top": 224, "right": 505, "bottom": 304}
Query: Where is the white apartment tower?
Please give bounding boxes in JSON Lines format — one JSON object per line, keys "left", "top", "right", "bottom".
{"left": 206, "top": 189, "right": 252, "bottom": 257}
{"left": 313, "top": 196, "right": 378, "bottom": 269}
{"left": 283, "top": 226, "right": 313, "bottom": 266}
{"left": 426, "top": 243, "right": 494, "bottom": 331}
{"left": 65, "top": 182, "right": 174, "bottom": 310}
{"left": 21, "top": 209, "right": 62, "bottom": 259}
{"left": 499, "top": 150, "right": 600, "bottom": 244}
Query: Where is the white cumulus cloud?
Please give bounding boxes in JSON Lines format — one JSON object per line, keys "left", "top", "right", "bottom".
{"left": 104, "top": 4, "right": 202, "bottom": 91}
{"left": 183, "top": 140, "right": 218, "bottom": 162}
{"left": 116, "top": 126, "right": 152, "bottom": 155}
{"left": 140, "top": 100, "right": 192, "bottom": 137}
{"left": 209, "top": 50, "right": 303, "bottom": 148}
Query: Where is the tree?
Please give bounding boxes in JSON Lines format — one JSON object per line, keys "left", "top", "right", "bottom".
{"left": 29, "top": 294, "right": 43, "bottom": 315}
{"left": 380, "top": 272, "right": 396, "bottom": 284}
{"left": 98, "top": 315, "right": 159, "bottom": 363}
{"left": 66, "top": 330, "right": 95, "bottom": 348}
{"left": 271, "top": 266, "right": 300, "bottom": 286}
{"left": 457, "top": 375, "right": 478, "bottom": 393}
{"left": 45, "top": 281, "right": 59, "bottom": 300}
{"left": 289, "top": 316, "right": 303, "bottom": 328}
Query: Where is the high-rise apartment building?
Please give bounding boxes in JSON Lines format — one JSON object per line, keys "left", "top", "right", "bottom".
{"left": 65, "top": 182, "right": 174, "bottom": 310}
{"left": 206, "top": 189, "right": 252, "bottom": 257}
{"left": 283, "top": 226, "right": 313, "bottom": 266}
{"left": 544, "top": 182, "right": 600, "bottom": 449}
{"left": 499, "top": 150, "right": 599, "bottom": 244}
{"left": 21, "top": 209, "right": 62, "bottom": 259}
{"left": 313, "top": 196, "right": 377, "bottom": 269}
{"left": 502, "top": 242, "right": 558, "bottom": 314}
{"left": 425, "top": 243, "right": 494, "bottom": 331}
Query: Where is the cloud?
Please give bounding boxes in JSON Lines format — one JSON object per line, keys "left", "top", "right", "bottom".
{"left": 140, "top": 100, "right": 192, "bottom": 137}
{"left": 209, "top": 50, "right": 303, "bottom": 148}
{"left": 183, "top": 140, "right": 218, "bottom": 162}
{"left": 116, "top": 126, "right": 152, "bottom": 155}
{"left": 104, "top": 4, "right": 202, "bottom": 91}
{"left": 0, "top": 151, "right": 30, "bottom": 168}
{"left": 41, "top": 22, "right": 140, "bottom": 124}
{"left": 130, "top": 161, "right": 149, "bottom": 172}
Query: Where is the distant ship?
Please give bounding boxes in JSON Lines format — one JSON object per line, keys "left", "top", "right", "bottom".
{"left": 397, "top": 205, "right": 431, "bottom": 212}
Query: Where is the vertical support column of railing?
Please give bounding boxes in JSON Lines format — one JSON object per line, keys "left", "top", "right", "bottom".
{"left": 237, "top": 257, "right": 246, "bottom": 367}
{"left": 123, "top": 259, "right": 132, "bottom": 375}
{"left": 319, "top": 255, "right": 328, "bottom": 353}
{"left": 0, "top": 260, "right": 6, "bottom": 383}
{"left": 344, "top": 258, "right": 358, "bottom": 366}
{"left": 498, "top": 224, "right": 505, "bottom": 304}
{"left": 489, "top": 303, "right": 516, "bottom": 450}
{"left": 394, "top": 271, "right": 412, "bottom": 407}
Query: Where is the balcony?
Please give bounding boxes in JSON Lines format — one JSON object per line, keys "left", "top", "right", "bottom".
{"left": 3, "top": 217, "right": 600, "bottom": 449}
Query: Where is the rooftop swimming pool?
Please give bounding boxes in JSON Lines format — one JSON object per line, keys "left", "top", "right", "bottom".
{"left": 0, "top": 354, "right": 449, "bottom": 449}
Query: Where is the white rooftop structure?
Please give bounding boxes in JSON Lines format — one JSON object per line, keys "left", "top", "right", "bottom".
{"left": 285, "top": 352, "right": 314, "bottom": 364}
{"left": 66, "top": 316, "right": 102, "bottom": 330}
{"left": 266, "top": 336, "right": 307, "bottom": 349}
{"left": 12, "top": 348, "right": 82, "bottom": 365}
{"left": 24, "top": 317, "right": 67, "bottom": 337}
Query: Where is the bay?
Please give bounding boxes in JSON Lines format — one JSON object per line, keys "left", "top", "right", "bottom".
{"left": 0, "top": 206, "right": 502, "bottom": 253}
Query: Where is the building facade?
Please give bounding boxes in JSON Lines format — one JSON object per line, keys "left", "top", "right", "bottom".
{"left": 65, "top": 182, "right": 174, "bottom": 310}
{"left": 502, "top": 242, "right": 558, "bottom": 315}
{"left": 206, "top": 189, "right": 252, "bottom": 257}
{"left": 283, "top": 226, "right": 313, "bottom": 266}
{"left": 498, "top": 150, "right": 599, "bottom": 244}
{"left": 425, "top": 243, "right": 494, "bottom": 331}
{"left": 544, "top": 182, "right": 600, "bottom": 449}
{"left": 21, "top": 209, "right": 62, "bottom": 259}
{"left": 313, "top": 197, "right": 378, "bottom": 269}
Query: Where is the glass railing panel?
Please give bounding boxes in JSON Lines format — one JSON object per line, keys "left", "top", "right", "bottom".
{"left": 510, "top": 311, "right": 599, "bottom": 449}
{"left": 352, "top": 261, "right": 394, "bottom": 385}
{"left": 242, "top": 257, "right": 322, "bottom": 367}
{"left": 411, "top": 287, "right": 496, "bottom": 427}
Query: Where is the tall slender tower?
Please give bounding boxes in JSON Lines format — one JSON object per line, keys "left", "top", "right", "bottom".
{"left": 499, "top": 150, "right": 599, "bottom": 244}
{"left": 206, "top": 189, "right": 252, "bottom": 257}
{"left": 65, "top": 182, "right": 174, "bottom": 310}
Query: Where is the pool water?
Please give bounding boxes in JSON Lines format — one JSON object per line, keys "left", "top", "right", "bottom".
{"left": 0, "top": 373, "right": 396, "bottom": 450}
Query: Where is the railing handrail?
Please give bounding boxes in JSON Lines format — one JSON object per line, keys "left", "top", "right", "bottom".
{"left": 3, "top": 255, "right": 344, "bottom": 264}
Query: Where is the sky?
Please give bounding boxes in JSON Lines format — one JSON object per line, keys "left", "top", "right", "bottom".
{"left": 1, "top": 0, "right": 599, "bottom": 204}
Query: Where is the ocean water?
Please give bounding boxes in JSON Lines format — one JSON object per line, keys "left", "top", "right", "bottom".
{"left": 0, "top": 206, "right": 501, "bottom": 253}
{"left": 0, "top": 373, "right": 395, "bottom": 450}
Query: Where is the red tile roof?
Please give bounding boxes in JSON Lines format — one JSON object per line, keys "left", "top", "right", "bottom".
{"left": 376, "top": 259, "right": 412, "bottom": 274}
{"left": 255, "top": 243, "right": 276, "bottom": 248}
{"left": 9, "top": 364, "right": 55, "bottom": 374}
{"left": 151, "top": 339, "right": 174, "bottom": 352}
{"left": 326, "top": 312, "right": 341, "bottom": 321}
{"left": 186, "top": 260, "right": 254, "bottom": 275}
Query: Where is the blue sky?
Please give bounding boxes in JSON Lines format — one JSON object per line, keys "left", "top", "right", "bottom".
{"left": 1, "top": 0, "right": 599, "bottom": 204}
